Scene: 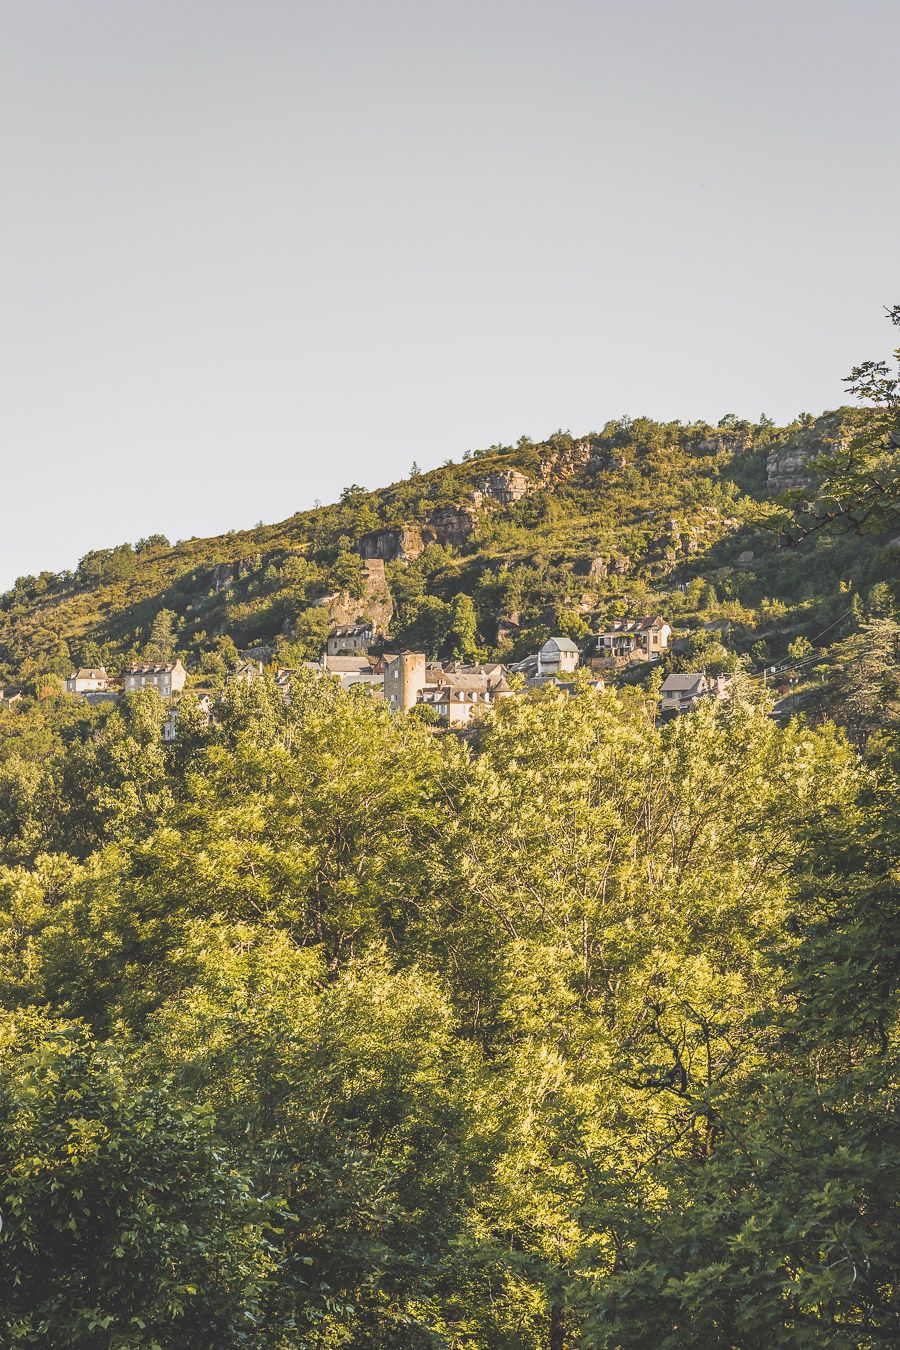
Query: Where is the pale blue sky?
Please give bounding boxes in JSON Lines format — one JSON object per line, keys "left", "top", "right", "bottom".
{"left": 1, "top": 0, "right": 898, "bottom": 587}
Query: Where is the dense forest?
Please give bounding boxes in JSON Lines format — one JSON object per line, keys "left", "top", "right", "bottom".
{"left": 0, "top": 313, "right": 896, "bottom": 1347}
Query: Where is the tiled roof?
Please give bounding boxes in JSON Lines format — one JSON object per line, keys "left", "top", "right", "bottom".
{"left": 323, "top": 655, "right": 376, "bottom": 673}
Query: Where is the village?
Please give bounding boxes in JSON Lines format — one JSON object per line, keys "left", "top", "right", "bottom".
{"left": 56, "top": 612, "right": 736, "bottom": 739}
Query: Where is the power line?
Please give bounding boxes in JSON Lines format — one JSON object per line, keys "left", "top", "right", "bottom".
{"left": 747, "top": 607, "right": 856, "bottom": 682}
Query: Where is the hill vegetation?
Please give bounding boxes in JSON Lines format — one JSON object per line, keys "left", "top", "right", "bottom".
{"left": 2, "top": 400, "right": 896, "bottom": 700}
{"left": 0, "top": 310, "right": 896, "bottom": 1346}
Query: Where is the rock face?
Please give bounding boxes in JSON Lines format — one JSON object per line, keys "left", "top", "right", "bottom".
{"left": 425, "top": 505, "right": 478, "bottom": 549}
{"left": 693, "top": 431, "right": 754, "bottom": 456}
{"left": 536, "top": 439, "right": 593, "bottom": 485}
{"left": 209, "top": 557, "right": 261, "bottom": 592}
{"left": 357, "top": 526, "right": 426, "bottom": 563}
{"left": 766, "top": 413, "right": 851, "bottom": 495}
{"left": 572, "top": 555, "right": 608, "bottom": 579}
{"left": 314, "top": 558, "right": 394, "bottom": 635}
{"left": 357, "top": 506, "right": 478, "bottom": 563}
{"left": 766, "top": 444, "right": 812, "bottom": 493}
{"left": 474, "top": 470, "right": 530, "bottom": 504}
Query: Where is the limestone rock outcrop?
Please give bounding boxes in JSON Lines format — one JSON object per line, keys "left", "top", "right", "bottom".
{"left": 357, "top": 506, "right": 478, "bottom": 563}
{"left": 314, "top": 558, "right": 394, "bottom": 634}
{"left": 536, "top": 439, "right": 593, "bottom": 485}
{"left": 357, "top": 526, "right": 426, "bottom": 563}
{"left": 426, "top": 505, "right": 478, "bottom": 549}
{"left": 766, "top": 443, "right": 812, "bottom": 493}
{"left": 474, "top": 470, "right": 530, "bottom": 504}
{"left": 209, "top": 557, "right": 261, "bottom": 593}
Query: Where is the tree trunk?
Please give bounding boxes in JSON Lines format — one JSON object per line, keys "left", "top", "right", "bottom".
{"left": 549, "top": 1300, "right": 565, "bottom": 1350}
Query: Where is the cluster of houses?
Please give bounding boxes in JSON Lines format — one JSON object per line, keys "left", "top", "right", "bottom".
{"left": 46, "top": 613, "right": 731, "bottom": 737}
{"left": 66, "top": 661, "right": 189, "bottom": 699}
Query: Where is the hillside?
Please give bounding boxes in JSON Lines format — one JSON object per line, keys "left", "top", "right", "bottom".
{"left": 0, "top": 391, "right": 897, "bottom": 1344}
{"left": 1, "top": 408, "right": 895, "bottom": 689}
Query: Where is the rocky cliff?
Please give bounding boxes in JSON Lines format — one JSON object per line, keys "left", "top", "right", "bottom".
{"left": 314, "top": 558, "right": 394, "bottom": 634}
{"left": 358, "top": 505, "right": 479, "bottom": 562}
{"left": 766, "top": 443, "right": 813, "bottom": 493}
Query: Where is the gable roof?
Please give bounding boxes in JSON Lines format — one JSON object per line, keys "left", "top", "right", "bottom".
{"left": 72, "top": 667, "right": 107, "bottom": 680}
{"left": 660, "top": 672, "right": 707, "bottom": 693}
{"left": 323, "top": 655, "right": 376, "bottom": 674}
{"left": 541, "top": 636, "right": 580, "bottom": 654}
{"left": 442, "top": 672, "right": 492, "bottom": 693}
{"left": 330, "top": 622, "right": 373, "bottom": 637}
{"left": 124, "top": 661, "right": 184, "bottom": 675}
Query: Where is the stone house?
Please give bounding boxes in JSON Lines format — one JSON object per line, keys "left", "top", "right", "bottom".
{"left": 327, "top": 622, "right": 374, "bottom": 656}
{"left": 383, "top": 653, "right": 513, "bottom": 721}
{"left": 123, "top": 659, "right": 187, "bottom": 698}
{"left": 274, "top": 668, "right": 299, "bottom": 700}
{"left": 418, "top": 672, "right": 512, "bottom": 725}
{"left": 162, "top": 692, "right": 213, "bottom": 742}
{"left": 66, "top": 666, "right": 109, "bottom": 694}
{"left": 442, "top": 660, "right": 510, "bottom": 689}
{"left": 322, "top": 653, "right": 385, "bottom": 692}
{"left": 229, "top": 660, "right": 265, "bottom": 684}
{"left": 597, "top": 616, "right": 671, "bottom": 664}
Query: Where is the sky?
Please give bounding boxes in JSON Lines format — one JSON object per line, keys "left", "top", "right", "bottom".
{"left": 1, "top": 0, "right": 898, "bottom": 588}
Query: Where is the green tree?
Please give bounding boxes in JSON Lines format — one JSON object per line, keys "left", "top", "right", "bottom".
{"left": 825, "top": 619, "right": 900, "bottom": 744}
{"left": 145, "top": 608, "right": 176, "bottom": 662}
{"left": 449, "top": 593, "right": 479, "bottom": 661}
{"left": 285, "top": 605, "right": 331, "bottom": 660}
{"left": 0, "top": 1012, "right": 277, "bottom": 1349}
{"left": 330, "top": 542, "right": 365, "bottom": 599}
{"left": 788, "top": 634, "right": 813, "bottom": 662}
{"left": 785, "top": 305, "right": 900, "bottom": 539}
{"left": 583, "top": 741, "right": 900, "bottom": 1348}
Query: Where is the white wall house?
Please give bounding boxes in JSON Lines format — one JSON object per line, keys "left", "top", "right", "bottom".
{"left": 66, "top": 666, "right": 109, "bottom": 694}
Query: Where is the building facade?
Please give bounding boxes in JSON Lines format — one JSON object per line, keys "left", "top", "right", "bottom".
{"left": 327, "top": 622, "right": 374, "bottom": 656}
{"left": 66, "top": 666, "right": 109, "bottom": 694}
{"left": 123, "top": 660, "right": 187, "bottom": 698}
{"left": 597, "top": 616, "right": 671, "bottom": 664}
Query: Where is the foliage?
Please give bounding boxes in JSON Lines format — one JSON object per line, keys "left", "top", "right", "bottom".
{"left": 0, "top": 322, "right": 897, "bottom": 1344}
{"left": 783, "top": 305, "right": 900, "bottom": 539}
{"left": 0, "top": 659, "right": 893, "bottom": 1344}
